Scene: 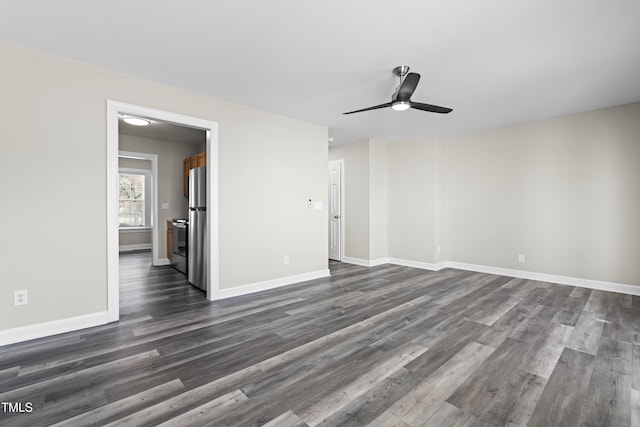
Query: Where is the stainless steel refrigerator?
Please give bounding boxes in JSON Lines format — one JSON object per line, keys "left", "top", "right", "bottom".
{"left": 188, "top": 166, "right": 207, "bottom": 290}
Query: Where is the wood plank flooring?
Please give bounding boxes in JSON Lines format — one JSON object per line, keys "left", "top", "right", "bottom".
{"left": 0, "top": 251, "right": 638, "bottom": 426}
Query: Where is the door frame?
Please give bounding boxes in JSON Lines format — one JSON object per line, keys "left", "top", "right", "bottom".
{"left": 328, "top": 159, "right": 345, "bottom": 262}
{"left": 118, "top": 151, "right": 159, "bottom": 263}
{"left": 107, "top": 100, "right": 220, "bottom": 322}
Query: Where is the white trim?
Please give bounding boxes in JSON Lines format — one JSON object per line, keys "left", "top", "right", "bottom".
{"left": 369, "top": 258, "right": 389, "bottom": 267}
{"left": 157, "top": 257, "right": 171, "bottom": 266}
{"left": 338, "top": 256, "right": 639, "bottom": 296}
{"left": 119, "top": 244, "right": 152, "bottom": 252}
{"left": 107, "top": 100, "right": 220, "bottom": 321}
{"left": 107, "top": 103, "right": 119, "bottom": 322}
{"left": 206, "top": 127, "right": 220, "bottom": 301}
{"left": 0, "top": 312, "right": 109, "bottom": 346}
{"left": 118, "top": 151, "right": 158, "bottom": 265}
{"left": 118, "top": 167, "right": 152, "bottom": 229}
{"left": 387, "top": 257, "right": 447, "bottom": 271}
{"left": 328, "top": 159, "right": 345, "bottom": 262}
{"left": 445, "top": 261, "right": 640, "bottom": 296}
{"left": 217, "top": 269, "right": 331, "bottom": 300}
{"left": 340, "top": 160, "right": 345, "bottom": 263}
{"left": 342, "top": 256, "right": 388, "bottom": 267}
{"left": 118, "top": 227, "right": 152, "bottom": 233}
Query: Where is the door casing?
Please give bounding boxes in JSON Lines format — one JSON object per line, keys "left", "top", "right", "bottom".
{"left": 106, "top": 100, "right": 219, "bottom": 322}
{"left": 328, "top": 159, "right": 345, "bottom": 261}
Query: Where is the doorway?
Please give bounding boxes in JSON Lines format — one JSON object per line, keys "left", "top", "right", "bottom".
{"left": 106, "top": 101, "right": 219, "bottom": 323}
{"left": 328, "top": 160, "right": 344, "bottom": 261}
{"left": 118, "top": 151, "right": 158, "bottom": 265}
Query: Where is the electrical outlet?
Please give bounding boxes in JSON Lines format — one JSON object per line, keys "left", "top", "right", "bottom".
{"left": 284, "top": 255, "right": 290, "bottom": 265}
{"left": 518, "top": 254, "right": 526, "bottom": 263}
{"left": 14, "top": 290, "right": 28, "bottom": 306}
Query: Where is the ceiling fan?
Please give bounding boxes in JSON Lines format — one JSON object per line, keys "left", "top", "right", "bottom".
{"left": 343, "top": 66, "right": 452, "bottom": 115}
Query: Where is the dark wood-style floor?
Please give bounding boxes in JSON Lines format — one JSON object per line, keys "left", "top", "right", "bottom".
{"left": 0, "top": 252, "right": 638, "bottom": 426}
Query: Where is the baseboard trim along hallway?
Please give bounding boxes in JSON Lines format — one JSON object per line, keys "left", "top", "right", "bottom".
{"left": 340, "top": 256, "right": 640, "bottom": 296}
{"left": 217, "top": 269, "right": 331, "bottom": 299}
{"left": 0, "top": 311, "right": 109, "bottom": 346}
{"left": 446, "top": 261, "right": 640, "bottom": 297}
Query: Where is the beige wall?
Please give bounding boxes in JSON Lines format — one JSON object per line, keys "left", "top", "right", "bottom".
{"left": 118, "top": 135, "right": 203, "bottom": 257}
{"left": 0, "top": 41, "right": 327, "bottom": 330}
{"left": 331, "top": 103, "right": 640, "bottom": 288}
{"left": 368, "top": 139, "right": 388, "bottom": 261}
{"left": 118, "top": 157, "right": 151, "bottom": 170}
{"left": 221, "top": 115, "right": 328, "bottom": 289}
{"left": 387, "top": 137, "right": 438, "bottom": 263}
{"left": 444, "top": 103, "right": 640, "bottom": 285}
{"left": 119, "top": 230, "right": 152, "bottom": 248}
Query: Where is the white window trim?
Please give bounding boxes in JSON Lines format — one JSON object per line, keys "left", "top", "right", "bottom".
{"left": 118, "top": 227, "right": 152, "bottom": 233}
{"left": 118, "top": 167, "right": 152, "bottom": 229}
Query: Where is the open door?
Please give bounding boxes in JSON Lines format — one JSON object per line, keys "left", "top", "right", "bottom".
{"left": 328, "top": 160, "right": 343, "bottom": 261}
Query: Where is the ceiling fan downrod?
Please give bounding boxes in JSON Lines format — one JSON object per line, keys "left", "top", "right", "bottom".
{"left": 392, "top": 65, "right": 410, "bottom": 86}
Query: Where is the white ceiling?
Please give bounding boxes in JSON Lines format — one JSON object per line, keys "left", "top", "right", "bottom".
{"left": 2, "top": 1, "right": 639, "bottom": 145}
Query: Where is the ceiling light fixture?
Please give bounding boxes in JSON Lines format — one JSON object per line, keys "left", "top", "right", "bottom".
{"left": 122, "top": 116, "right": 151, "bottom": 126}
{"left": 391, "top": 101, "right": 410, "bottom": 112}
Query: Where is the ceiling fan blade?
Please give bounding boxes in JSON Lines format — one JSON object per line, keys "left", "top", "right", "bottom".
{"left": 410, "top": 102, "right": 452, "bottom": 114}
{"left": 395, "top": 72, "right": 421, "bottom": 101}
{"left": 343, "top": 102, "right": 392, "bottom": 115}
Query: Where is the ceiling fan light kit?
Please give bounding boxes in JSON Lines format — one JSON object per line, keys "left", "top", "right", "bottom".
{"left": 391, "top": 101, "right": 410, "bottom": 111}
{"left": 343, "top": 65, "right": 452, "bottom": 115}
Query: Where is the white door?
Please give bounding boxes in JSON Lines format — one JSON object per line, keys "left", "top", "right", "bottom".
{"left": 328, "top": 160, "right": 343, "bottom": 261}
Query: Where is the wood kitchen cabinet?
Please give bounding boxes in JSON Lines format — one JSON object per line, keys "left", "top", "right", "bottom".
{"left": 183, "top": 158, "right": 191, "bottom": 197}
{"left": 183, "top": 151, "right": 206, "bottom": 197}
{"left": 167, "top": 220, "right": 173, "bottom": 260}
{"left": 197, "top": 152, "right": 206, "bottom": 167}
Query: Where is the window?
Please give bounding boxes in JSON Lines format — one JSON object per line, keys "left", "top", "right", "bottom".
{"left": 119, "top": 172, "right": 146, "bottom": 227}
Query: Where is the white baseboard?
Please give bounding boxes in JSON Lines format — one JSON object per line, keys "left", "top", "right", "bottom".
{"left": 156, "top": 258, "right": 171, "bottom": 266}
{"left": 369, "top": 258, "right": 389, "bottom": 267}
{"left": 341, "top": 256, "right": 369, "bottom": 266}
{"left": 341, "top": 257, "right": 391, "bottom": 267}
{"left": 119, "top": 244, "right": 152, "bottom": 252}
{"left": 0, "top": 311, "right": 110, "bottom": 346}
{"left": 387, "top": 257, "right": 447, "bottom": 271}
{"left": 340, "top": 256, "right": 639, "bottom": 296}
{"left": 446, "top": 261, "right": 640, "bottom": 296}
{"left": 217, "top": 269, "right": 331, "bottom": 300}
{"left": 341, "top": 256, "right": 447, "bottom": 270}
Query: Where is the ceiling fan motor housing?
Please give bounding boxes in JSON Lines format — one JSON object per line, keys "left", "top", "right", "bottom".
{"left": 392, "top": 65, "right": 410, "bottom": 78}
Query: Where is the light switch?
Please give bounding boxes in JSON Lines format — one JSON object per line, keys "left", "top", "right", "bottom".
{"left": 161, "top": 203, "right": 169, "bottom": 209}
{"left": 313, "top": 201, "right": 323, "bottom": 210}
